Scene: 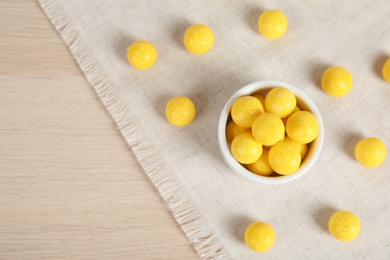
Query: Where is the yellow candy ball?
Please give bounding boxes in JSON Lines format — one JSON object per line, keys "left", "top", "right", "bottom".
{"left": 282, "top": 105, "right": 301, "bottom": 126}
{"left": 183, "top": 24, "right": 214, "bottom": 54}
{"left": 247, "top": 148, "right": 274, "bottom": 176}
{"left": 231, "top": 133, "right": 263, "bottom": 164}
{"left": 265, "top": 87, "right": 297, "bottom": 118}
{"left": 286, "top": 111, "right": 318, "bottom": 144}
{"left": 245, "top": 222, "right": 275, "bottom": 252}
{"left": 383, "top": 58, "right": 390, "bottom": 83}
{"left": 252, "top": 113, "right": 285, "bottom": 146}
{"left": 263, "top": 134, "right": 285, "bottom": 149}
{"left": 258, "top": 10, "right": 287, "bottom": 39}
{"left": 321, "top": 66, "right": 352, "bottom": 97}
{"left": 328, "top": 211, "right": 361, "bottom": 241}
{"left": 268, "top": 141, "right": 301, "bottom": 175}
{"left": 283, "top": 136, "right": 308, "bottom": 160}
{"left": 127, "top": 40, "right": 157, "bottom": 70}
{"left": 165, "top": 97, "right": 196, "bottom": 127}
{"left": 355, "top": 137, "right": 386, "bottom": 167}
{"left": 231, "top": 96, "right": 264, "bottom": 128}
{"left": 226, "top": 120, "right": 251, "bottom": 144}
{"left": 252, "top": 94, "right": 266, "bottom": 110}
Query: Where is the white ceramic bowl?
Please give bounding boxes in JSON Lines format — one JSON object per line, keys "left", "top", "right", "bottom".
{"left": 218, "top": 80, "right": 324, "bottom": 184}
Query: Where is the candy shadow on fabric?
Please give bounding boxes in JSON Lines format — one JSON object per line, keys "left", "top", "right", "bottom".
{"left": 153, "top": 94, "right": 173, "bottom": 122}
{"left": 373, "top": 53, "right": 389, "bottom": 80}
{"left": 170, "top": 19, "right": 191, "bottom": 50}
{"left": 343, "top": 133, "right": 364, "bottom": 161}
{"left": 246, "top": 6, "right": 263, "bottom": 34}
{"left": 313, "top": 206, "right": 338, "bottom": 233}
{"left": 228, "top": 215, "right": 256, "bottom": 245}
{"left": 310, "top": 62, "right": 332, "bottom": 91}
{"left": 114, "top": 34, "right": 136, "bottom": 65}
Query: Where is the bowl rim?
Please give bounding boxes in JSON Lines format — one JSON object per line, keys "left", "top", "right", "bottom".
{"left": 218, "top": 80, "right": 324, "bottom": 184}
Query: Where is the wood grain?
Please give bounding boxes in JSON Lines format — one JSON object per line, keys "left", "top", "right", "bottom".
{"left": 0, "top": 1, "right": 198, "bottom": 259}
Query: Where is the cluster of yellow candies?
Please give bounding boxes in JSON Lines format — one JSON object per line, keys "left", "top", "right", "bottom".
{"left": 126, "top": 10, "right": 288, "bottom": 70}
{"left": 127, "top": 24, "right": 214, "bottom": 70}
{"left": 320, "top": 65, "right": 387, "bottom": 167}
{"left": 245, "top": 209, "right": 361, "bottom": 253}
{"left": 126, "top": 24, "right": 214, "bottom": 125}
{"left": 226, "top": 87, "right": 318, "bottom": 176}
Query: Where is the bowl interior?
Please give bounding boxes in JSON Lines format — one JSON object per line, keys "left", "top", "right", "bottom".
{"left": 218, "top": 81, "right": 324, "bottom": 184}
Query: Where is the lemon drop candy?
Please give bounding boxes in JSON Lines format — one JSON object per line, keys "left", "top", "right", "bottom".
{"left": 321, "top": 66, "right": 352, "bottom": 97}
{"left": 286, "top": 111, "right": 318, "bottom": 144}
{"left": 263, "top": 134, "right": 285, "bottom": 149}
{"left": 282, "top": 105, "right": 301, "bottom": 126}
{"left": 231, "top": 96, "right": 264, "bottom": 128}
{"left": 231, "top": 133, "right": 263, "bottom": 164}
{"left": 355, "top": 137, "right": 386, "bottom": 167}
{"left": 183, "top": 24, "right": 214, "bottom": 54}
{"left": 226, "top": 120, "right": 251, "bottom": 144}
{"left": 252, "top": 113, "right": 285, "bottom": 146}
{"left": 247, "top": 148, "right": 274, "bottom": 176}
{"left": 245, "top": 222, "right": 275, "bottom": 252}
{"left": 383, "top": 58, "right": 390, "bottom": 83}
{"left": 258, "top": 10, "right": 287, "bottom": 39}
{"left": 165, "top": 97, "right": 195, "bottom": 127}
{"left": 252, "top": 94, "right": 266, "bottom": 110}
{"left": 269, "top": 141, "right": 301, "bottom": 175}
{"left": 328, "top": 211, "right": 361, "bottom": 241}
{"left": 127, "top": 40, "right": 157, "bottom": 70}
{"left": 265, "top": 87, "right": 297, "bottom": 118}
{"left": 284, "top": 136, "right": 308, "bottom": 159}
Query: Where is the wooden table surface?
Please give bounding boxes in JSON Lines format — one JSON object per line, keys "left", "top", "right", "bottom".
{"left": 0, "top": 1, "right": 198, "bottom": 259}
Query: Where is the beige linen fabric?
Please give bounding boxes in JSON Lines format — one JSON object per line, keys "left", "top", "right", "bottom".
{"left": 39, "top": 0, "right": 390, "bottom": 259}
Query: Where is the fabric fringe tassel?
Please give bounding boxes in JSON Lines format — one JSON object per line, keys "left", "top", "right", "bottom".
{"left": 38, "top": 1, "right": 232, "bottom": 259}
